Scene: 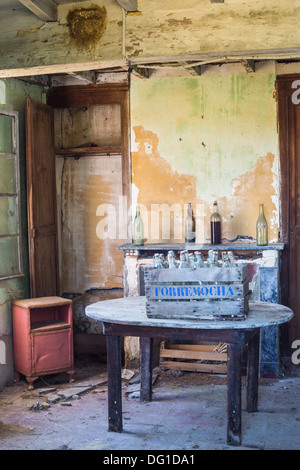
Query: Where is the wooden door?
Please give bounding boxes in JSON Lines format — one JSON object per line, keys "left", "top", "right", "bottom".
{"left": 47, "top": 85, "right": 130, "bottom": 295}
{"left": 278, "top": 76, "right": 300, "bottom": 349}
{"left": 26, "top": 99, "right": 59, "bottom": 297}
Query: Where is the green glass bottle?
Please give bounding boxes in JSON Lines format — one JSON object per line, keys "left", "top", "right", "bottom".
{"left": 256, "top": 204, "right": 268, "bottom": 246}
{"left": 133, "top": 205, "right": 144, "bottom": 246}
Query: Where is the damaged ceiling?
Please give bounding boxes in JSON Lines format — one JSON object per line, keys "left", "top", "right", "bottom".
{"left": 1, "top": 0, "right": 300, "bottom": 85}
{"left": 3, "top": 0, "right": 138, "bottom": 22}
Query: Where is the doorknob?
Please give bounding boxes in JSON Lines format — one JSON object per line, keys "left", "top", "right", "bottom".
{"left": 290, "top": 228, "right": 294, "bottom": 234}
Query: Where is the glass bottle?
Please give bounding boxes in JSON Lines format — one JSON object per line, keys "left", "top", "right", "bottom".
{"left": 153, "top": 253, "right": 163, "bottom": 269}
{"left": 222, "top": 252, "right": 230, "bottom": 267}
{"left": 133, "top": 205, "right": 144, "bottom": 246}
{"left": 210, "top": 201, "right": 221, "bottom": 245}
{"left": 179, "top": 251, "right": 189, "bottom": 268}
{"left": 168, "top": 251, "right": 178, "bottom": 269}
{"left": 256, "top": 204, "right": 268, "bottom": 246}
{"left": 195, "top": 251, "right": 205, "bottom": 268}
{"left": 188, "top": 253, "right": 196, "bottom": 268}
{"left": 185, "top": 203, "right": 195, "bottom": 243}
{"left": 228, "top": 251, "right": 236, "bottom": 267}
{"left": 159, "top": 253, "right": 168, "bottom": 268}
{"left": 207, "top": 250, "right": 218, "bottom": 267}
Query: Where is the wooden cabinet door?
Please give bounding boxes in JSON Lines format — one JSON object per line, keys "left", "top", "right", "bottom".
{"left": 26, "top": 99, "right": 59, "bottom": 297}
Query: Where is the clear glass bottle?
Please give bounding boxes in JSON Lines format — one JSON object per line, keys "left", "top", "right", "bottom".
{"left": 168, "top": 251, "right": 178, "bottom": 269}
{"left": 222, "top": 252, "right": 230, "bottom": 267}
{"left": 195, "top": 251, "right": 205, "bottom": 268}
{"left": 133, "top": 205, "right": 144, "bottom": 246}
{"left": 188, "top": 253, "right": 196, "bottom": 268}
{"left": 179, "top": 251, "right": 189, "bottom": 268}
{"left": 210, "top": 201, "right": 221, "bottom": 245}
{"left": 159, "top": 253, "right": 168, "bottom": 268}
{"left": 256, "top": 204, "right": 268, "bottom": 246}
{"left": 207, "top": 250, "right": 218, "bottom": 267}
{"left": 228, "top": 251, "right": 236, "bottom": 267}
{"left": 185, "top": 203, "right": 195, "bottom": 243}
{"left": 153, "top": 253, "right": 163, "bottom": 269}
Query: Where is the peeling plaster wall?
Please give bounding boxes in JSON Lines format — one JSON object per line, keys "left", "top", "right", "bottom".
{"left": 130, "top": 72, "right": 279, "bottom": 244}
{"left": 0, "top": 78, "right": 45, "bottom": 387}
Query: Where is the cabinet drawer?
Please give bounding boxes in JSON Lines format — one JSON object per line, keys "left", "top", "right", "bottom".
{"left": 31, "top": 328, "right": 73, "bottom": 374}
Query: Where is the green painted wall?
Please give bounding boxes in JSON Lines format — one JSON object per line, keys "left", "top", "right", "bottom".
{"left": 0, "top": 78, "right": 46, "bottom": 387}
{"left": 131, "top": 72, "right": 279, "bottom": 243}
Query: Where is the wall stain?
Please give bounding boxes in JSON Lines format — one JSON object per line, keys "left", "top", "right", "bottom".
{"left": 132, "top": 125, "right": 196, "bottom": 242}
{"left": 132, "top": 125, "right": 277, "bottom": 244}
{"left": 197, "top": 153, "right": 278, "bottom": 243}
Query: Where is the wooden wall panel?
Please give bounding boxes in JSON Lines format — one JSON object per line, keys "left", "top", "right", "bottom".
{"left": 58, "top": 155, "right": 125, "bottom": 293}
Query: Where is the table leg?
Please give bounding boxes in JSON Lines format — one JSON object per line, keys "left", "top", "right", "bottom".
{"left": 246, "top": 329, "right": 260, "bottom": 413}
{"left": 140, "top": 337, "right": 153, "bottom": 402}
{"left": 106, "top": 335, "right": 122, "bottom": 432}
{"left": 227, "top": 343, "right": 242, "bottom": 446}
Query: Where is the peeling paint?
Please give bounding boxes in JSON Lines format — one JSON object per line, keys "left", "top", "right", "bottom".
{"left": 131, "top": 73, "right": 279, "bottom": 243}
{"left": 16, "top": 25, "right": 44, "bottom": 37}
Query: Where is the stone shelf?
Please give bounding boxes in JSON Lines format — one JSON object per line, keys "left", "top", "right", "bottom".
{"left": 118, "top": 242, "right": 284, "bottom": 252}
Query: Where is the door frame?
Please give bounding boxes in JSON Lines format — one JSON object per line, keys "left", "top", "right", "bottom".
{"left": 277, "top": 74, "right": 300, "bottom": 353}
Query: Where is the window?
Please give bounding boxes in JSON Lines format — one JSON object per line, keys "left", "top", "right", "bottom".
{"left": 0, "top": 108, "right": 23, "bottom": 279}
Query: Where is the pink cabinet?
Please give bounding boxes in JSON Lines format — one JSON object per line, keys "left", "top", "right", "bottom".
{"left": 12, "top": 297, "right": 74, "bottom": 389}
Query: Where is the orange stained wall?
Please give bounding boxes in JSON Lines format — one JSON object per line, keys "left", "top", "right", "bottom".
{"left": 130, "top": 72, "right": 279, "bottom": 244}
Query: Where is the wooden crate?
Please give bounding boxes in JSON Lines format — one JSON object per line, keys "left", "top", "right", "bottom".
{"left": 160, "top": 341, "right": 228, "bottom": 374}
{"left": 144, "top": 265, "right": 249, "bottom": 321}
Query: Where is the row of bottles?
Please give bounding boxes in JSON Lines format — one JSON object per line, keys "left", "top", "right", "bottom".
{"left": 152, "top": 250, "right": 236, "bottom": 269}
{"left": 133, "top": 202, "right": 268, "bottom": 247}
{"left": 185, "top": 201, "right": 221, "bottom": 245}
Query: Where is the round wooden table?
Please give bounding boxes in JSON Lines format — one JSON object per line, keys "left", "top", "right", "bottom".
{"left": 86, "top": 297, "right": 293, "bottom": 446}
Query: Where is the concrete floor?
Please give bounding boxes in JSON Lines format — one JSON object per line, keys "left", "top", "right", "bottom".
{"left": 0, "top": 360, "right": 300, "bottom": 452}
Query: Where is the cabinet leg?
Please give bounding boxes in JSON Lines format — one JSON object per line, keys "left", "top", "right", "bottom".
{"left": 26, "top": 377, "right": 38, "bottom": 390}
{"left": 67, "top": 370, "right": 75, "bottom": 383}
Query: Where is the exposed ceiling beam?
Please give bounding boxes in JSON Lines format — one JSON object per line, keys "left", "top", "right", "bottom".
{"left": 115, "top": 0, "right": 138, "bottom": 12}
{"left": 130, "top": 66, "right": 151, "bottom": 79}
{"left": 178, "top": 61, "right": 202, "bottom": 76}
{"left": 240, "top": 59, "right": 255, "bottom": 73}
{"left": 17, "top": 0, "right": 57, "bottom": 22}
{"left": 67, "top": 71, "right": 96, "bottom": 84}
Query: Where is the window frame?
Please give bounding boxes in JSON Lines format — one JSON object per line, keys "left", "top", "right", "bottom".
{"left": 0, "top": 107, "right": 23, "bottom": 280}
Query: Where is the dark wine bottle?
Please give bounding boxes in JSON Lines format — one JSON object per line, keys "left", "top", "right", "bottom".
{"left": 210, "top": 201, "right": 221, "bottom": 245}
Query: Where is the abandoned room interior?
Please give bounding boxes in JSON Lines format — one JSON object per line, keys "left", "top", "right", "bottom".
{"left": 0, "top": 0, "right": 300, "bottom": 451}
